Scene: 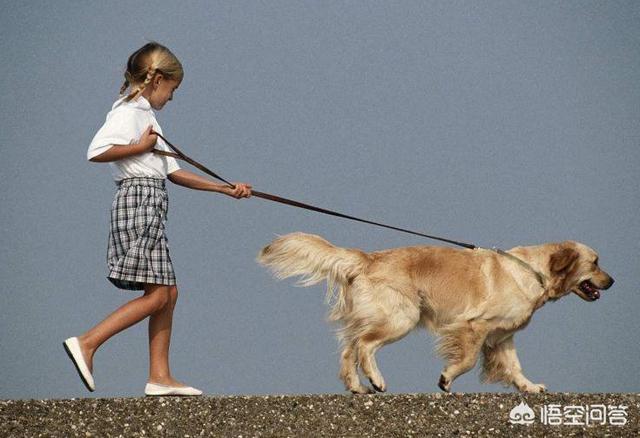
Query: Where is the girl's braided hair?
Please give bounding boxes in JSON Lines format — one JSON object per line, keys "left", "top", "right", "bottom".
{"left": 120, "top": 42, "right": 183, "bottom": 102}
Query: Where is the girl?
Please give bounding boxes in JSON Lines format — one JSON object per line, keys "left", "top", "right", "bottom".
{"left": 63, "top": 42, "right": 252, "bottom": 396}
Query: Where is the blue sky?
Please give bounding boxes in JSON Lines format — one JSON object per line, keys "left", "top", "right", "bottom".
{"left": 1, "top": 1, "right": 638, "bottom": 399}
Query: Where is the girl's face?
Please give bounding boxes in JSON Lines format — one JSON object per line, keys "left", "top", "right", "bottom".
{"left": 147, "top": 75, "right": 181, "bottom": 110}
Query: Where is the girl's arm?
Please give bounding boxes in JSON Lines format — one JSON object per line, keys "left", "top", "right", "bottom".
{"left": 89, "top": 125, "right": 157, "bottom": 163}
{"left": 168, "top": 169, "right": 252, "bottom": 198}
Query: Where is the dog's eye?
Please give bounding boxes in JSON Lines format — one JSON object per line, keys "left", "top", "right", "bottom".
{"left": 593, "top": 258, "right": 599, "bottom": 266}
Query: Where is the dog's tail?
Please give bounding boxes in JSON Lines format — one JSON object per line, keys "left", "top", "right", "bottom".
{"left": 257, "top": 232, "right": 370, "bottom": 321}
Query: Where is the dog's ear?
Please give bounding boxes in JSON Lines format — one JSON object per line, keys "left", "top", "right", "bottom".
{"left": 549, "top": 245, "right": 580, "bottom": 273}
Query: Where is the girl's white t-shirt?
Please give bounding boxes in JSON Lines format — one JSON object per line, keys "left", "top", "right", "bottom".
{"left": 87, "top": 95, "right": 180, "bottom": 181}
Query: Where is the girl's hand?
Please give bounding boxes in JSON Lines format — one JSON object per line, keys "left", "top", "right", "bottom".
{"left": 135, "top": 125, "right": 158, "bottom": 153}
{"left": 225, "top": 182, "right": 252, "bottom": 199}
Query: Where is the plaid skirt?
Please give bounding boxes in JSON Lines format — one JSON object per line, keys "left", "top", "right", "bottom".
{"left": 106, "top": 177, "right": 176, "bottom": 290}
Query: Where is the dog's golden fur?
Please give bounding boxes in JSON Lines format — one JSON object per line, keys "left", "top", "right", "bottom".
{"left": 258, "top": 232, "right": 614, "bottom": 393}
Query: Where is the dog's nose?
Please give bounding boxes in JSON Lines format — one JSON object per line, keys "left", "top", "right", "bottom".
{"left": 606, "top": 276, "right": 615, "bottom": 289}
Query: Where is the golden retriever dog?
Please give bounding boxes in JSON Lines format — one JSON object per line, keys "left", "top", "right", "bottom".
{"left": 257, "top": 232, "right": 614, "bottom": 394}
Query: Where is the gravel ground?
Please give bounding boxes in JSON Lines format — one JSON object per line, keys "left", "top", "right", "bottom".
{"left": 1, "top": 392, "right": 638, "bottom": 437}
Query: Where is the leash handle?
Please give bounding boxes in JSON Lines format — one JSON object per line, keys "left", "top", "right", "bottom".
{"left": 152, "top": 131, "right": 235, "bottom": 188}
{"left": 151, "top": 133, "right": 477, "bottom": 250}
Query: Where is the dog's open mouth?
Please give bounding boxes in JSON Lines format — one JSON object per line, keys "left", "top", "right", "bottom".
{"left": 575, "top": 280, "right": 601, "bottom": 301}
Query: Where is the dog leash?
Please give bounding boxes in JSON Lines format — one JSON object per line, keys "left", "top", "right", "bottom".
{"left": 150, "top": 131, "right": 477, "bottom": 250}
{"left": 151, "top": 132, "right": 551, "bottom": 288}
{"left": 491, "top": 248, "right": 548, "bottom": 288}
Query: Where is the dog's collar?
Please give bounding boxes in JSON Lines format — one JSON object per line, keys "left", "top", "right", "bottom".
{"left": 490, "top": 247, "right": 548, "bottom": 289}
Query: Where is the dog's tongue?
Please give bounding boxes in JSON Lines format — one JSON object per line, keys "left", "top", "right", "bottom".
{"left": 580, "top": 280, "right": 601, "bottom": 300}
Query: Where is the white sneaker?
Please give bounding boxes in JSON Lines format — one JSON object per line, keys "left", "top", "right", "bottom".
{"left": 63, "top": 337, "right": 95, "bottom": 392}
{"left": 144, "top": 382, "right": 203, "bottom": 396}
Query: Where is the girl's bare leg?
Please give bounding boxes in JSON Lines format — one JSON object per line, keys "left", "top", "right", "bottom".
{"left": 147, "top": 285, "right": 189, "bottom": 386}
{"left": 76, "top": 283, "right": 172, "bottom": 374}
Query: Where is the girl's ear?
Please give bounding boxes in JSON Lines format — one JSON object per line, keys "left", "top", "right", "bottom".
{"left": 152, "top": 72, "right": 164, "bottom": 89}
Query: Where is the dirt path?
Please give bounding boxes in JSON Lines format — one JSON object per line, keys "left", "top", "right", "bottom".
{"left": 2, "top": 392, "right": 638, "bottom": 437}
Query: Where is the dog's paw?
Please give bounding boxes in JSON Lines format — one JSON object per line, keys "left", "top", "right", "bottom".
{"left": 350, "top": 385, "right": 376, "bottom": 395}
{"left": 519, "top": 382, "right": 546, "bottom": 393}
{"left": 438, "top": 374, "right": 451, "bottom": 393}
{"left": 368, "top": 377, "right": 386, "bottom": 393}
